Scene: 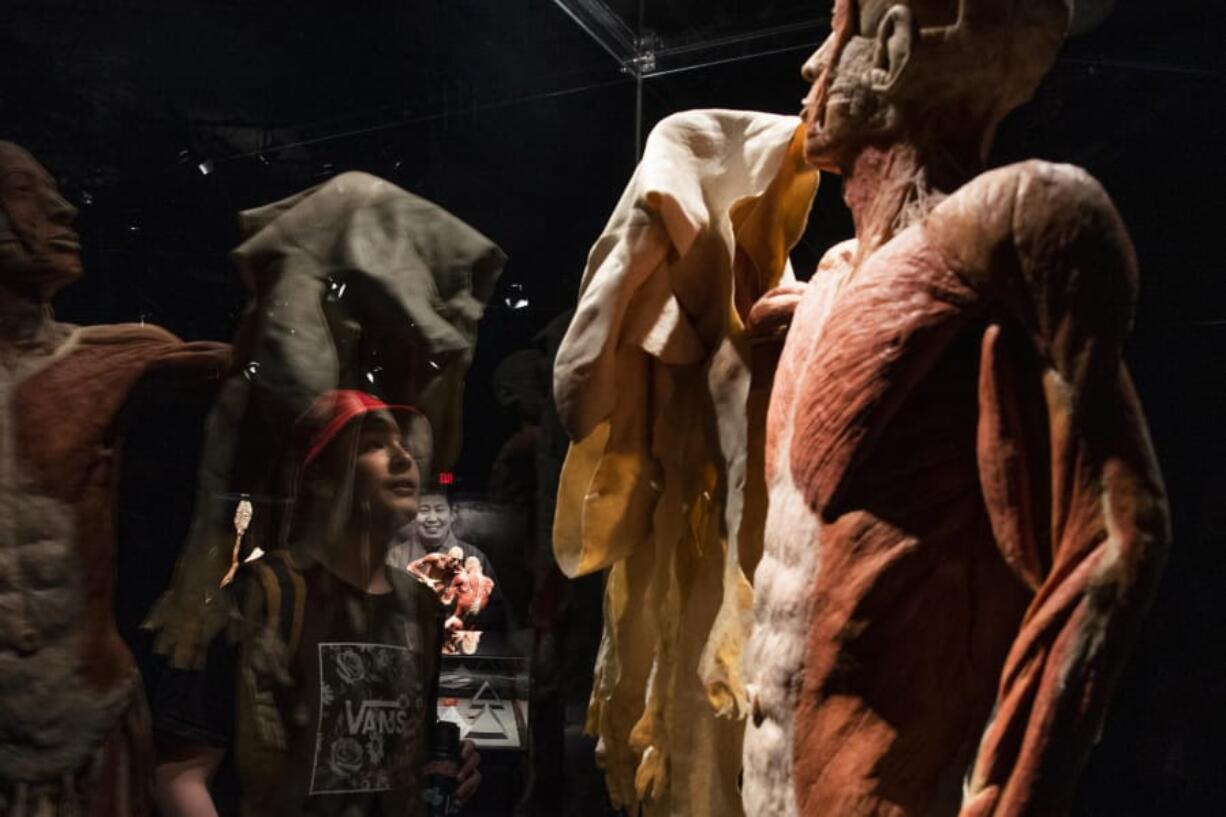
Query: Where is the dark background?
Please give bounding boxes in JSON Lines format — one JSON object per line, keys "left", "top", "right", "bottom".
{"left": 3, "top": 1, "right": 1222, "bottom": 814}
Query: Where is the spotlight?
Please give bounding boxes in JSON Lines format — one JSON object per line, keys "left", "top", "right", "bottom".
{"left": 504, "top": 282, "right": 530, "bottom": 310}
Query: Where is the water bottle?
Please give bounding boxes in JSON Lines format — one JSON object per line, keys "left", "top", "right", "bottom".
{"left": 423, "top": 720, "right": 461, "bottom": 816}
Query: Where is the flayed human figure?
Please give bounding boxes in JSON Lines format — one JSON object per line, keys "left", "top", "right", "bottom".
{"left": 741, "top": 2, "right": 1169, "bottom": 816}
{"left": 0, "top": 141, "right": 227, "bottom": 815}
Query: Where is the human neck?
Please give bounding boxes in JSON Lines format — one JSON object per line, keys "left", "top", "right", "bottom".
{"left": 0, "top": 283, "right": 50, "bottom": 344}
{"left": 840, "top": 138, "right": 979, "bottom": 260}
{"left": 320, "top": 519, "right": 395, "bottom": 594}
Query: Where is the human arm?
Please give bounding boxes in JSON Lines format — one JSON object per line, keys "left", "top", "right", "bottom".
{"left": 153, "top": 743, "right": 225, "bottom": 817}
{"left": 150, "top": 595, "right": 240, "bottom": 817}
{"left": 456, "top": 739, "right": 482, "bottom": 805}
{"left": 745, "top": 281, "right": 808, "bottom": 342}
{"left": 960, "top": 163, "right": 1170, "bottom": 816}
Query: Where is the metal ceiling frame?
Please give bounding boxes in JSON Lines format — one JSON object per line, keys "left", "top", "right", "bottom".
{"left": 552, "top": 0, "right": 828, "bottom": 79}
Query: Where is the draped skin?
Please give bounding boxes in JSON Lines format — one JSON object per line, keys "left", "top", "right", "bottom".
{"left": 552, "top": 109, "right": 818, "bottom": 817}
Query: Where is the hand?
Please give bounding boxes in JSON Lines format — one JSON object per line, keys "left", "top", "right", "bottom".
{"left": 746, "top": 282, "right": 807, "bottom": 342}
{"left": 456, "top": 739, "right": 482, "bottom": 805}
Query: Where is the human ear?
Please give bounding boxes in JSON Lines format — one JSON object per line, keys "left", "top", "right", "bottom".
{"left": 869, "top": 5, "right": 914, "bottom": 91}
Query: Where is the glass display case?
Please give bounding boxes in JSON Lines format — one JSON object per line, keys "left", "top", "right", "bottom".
{"left": 1, "top": 1, "right": 1222, "bottom": 816}
{"left": 553, "top": 0, "right": 827, "bottom": 77}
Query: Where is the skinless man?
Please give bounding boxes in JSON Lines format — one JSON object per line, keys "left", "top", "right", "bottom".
{"left": 0, "top": 140, "right": 227, "bottom": 817}
{"left": 741, "top": 2, "right": 1169, "bottom": 815}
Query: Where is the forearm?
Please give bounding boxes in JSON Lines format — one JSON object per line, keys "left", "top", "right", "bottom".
{"left": 154, "top": 745, "right": 225, "bottom": 817}
{"left": 154, "top": 778, "right": 220, "bottom": 817}
{"left": 971, "top": 354, "right": 1169, "bottom": 816}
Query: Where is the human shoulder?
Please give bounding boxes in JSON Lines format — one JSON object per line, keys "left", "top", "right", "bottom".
{"left": 232, "top": 551, "right": 312, "bottom": 635}
{"left": 387, "top": 538, "right": 427, "bottom": 572}
{"left": 66, "top": 322, "right": 193, "bottom": 373}
{"left": 76, "top": 321, "right": 182, "bottom": 349}
{"left": 938, "top": 159, "right": 1110, "bottom": 212}
{"left": 934, "top": 161, "right": 1127, "bottom": 252}
{"left": 815, "top": 238, "right": 858, "bottom": 277}
{"left": 929, "top": 161, "right": 1136, "bottom": 318}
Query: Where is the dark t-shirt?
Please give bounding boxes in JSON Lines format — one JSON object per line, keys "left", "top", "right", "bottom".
{"left": 154, "top": 559, "right": 444, "bottom": 817}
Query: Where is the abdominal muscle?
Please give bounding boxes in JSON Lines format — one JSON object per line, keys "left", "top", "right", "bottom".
{"left": 741, "top": 243, "right": 851, "bottom": 817}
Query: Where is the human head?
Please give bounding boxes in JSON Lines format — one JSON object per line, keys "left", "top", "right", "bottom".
{"left": 415, "top": 488, "right": 453, "bottom": 547}
{"left": 291, "top": 390, "right": 433, "bottom": 552}
{"left": 799, "top": 0, "right": 1071, "bottom": 171}
{"left": 0, "top": 141, "right": 82, "bottom": 298}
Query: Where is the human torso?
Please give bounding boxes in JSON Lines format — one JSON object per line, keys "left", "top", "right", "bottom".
{"left": 746, "top": 178, "right": 1035, "bottom": 815}
{"left": 0, "top": 322, "right": 190, "bottom": 783}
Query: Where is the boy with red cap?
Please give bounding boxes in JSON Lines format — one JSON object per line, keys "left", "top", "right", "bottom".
{"left": 152, "top": 390, "right": 480, "bottom": 816}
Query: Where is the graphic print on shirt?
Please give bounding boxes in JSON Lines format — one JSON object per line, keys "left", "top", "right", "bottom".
{"left": 309, "top": 642, "right": 427, "bottom": 795}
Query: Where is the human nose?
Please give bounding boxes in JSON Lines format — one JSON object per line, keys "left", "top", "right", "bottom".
{"left": 389, "top": 439, "right": 413, "bottom": 471}
{"left": 46, "top": 188, "right": 78, "bottom": 225}
{"left": 801, "top": 38, "right": 831, "bottom": 85}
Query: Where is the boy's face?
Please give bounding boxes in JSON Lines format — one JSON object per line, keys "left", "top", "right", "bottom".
{"left": 351, "top": 411, "right": 423, "bottom": 522}
{"left": 415, "top": 493, "right": 452, "bottom": 545}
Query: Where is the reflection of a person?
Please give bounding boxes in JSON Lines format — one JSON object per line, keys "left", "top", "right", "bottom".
{"left": 388, "top": 489, "right": 507, "bottom": 644}
{"left": 417, "top": 493, "right": 455, "bottom": 548}
{"left": 152, "top": 391, "right": 481, "bottom": 816}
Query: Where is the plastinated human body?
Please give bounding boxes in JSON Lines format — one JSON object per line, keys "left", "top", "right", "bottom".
{"left": 741, "top": 3, "right": 1169, "bottom": 816}
{"left": 0, "top": 141, "right": 227, "bottom": 816}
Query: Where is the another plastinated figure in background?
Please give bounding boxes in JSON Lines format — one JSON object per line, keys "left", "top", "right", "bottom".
{"left": 391, "top": 486, "right": 506, "bottom": 655}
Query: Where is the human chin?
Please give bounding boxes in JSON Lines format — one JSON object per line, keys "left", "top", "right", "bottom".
{"left": 362, "top": 475, "right": 412, "bottom": 517}
{"left": 1, "top": 248, "right": 82, "bottom": 295}
{"left": 381, "top": 490, "right": 419, "bottom": 521}
{"left": 418, "top": 526, "right": 445, "bottom": 545}
{"left": 37, "top": 253, "right": 84, "bottom": 291}
{"left": 804, "top": 113, "right": 852, "bottom": 172}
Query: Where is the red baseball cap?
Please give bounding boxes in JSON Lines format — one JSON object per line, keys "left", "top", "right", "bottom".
{"left": 298, "top": 389, "right": 432, "bottom": 469}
